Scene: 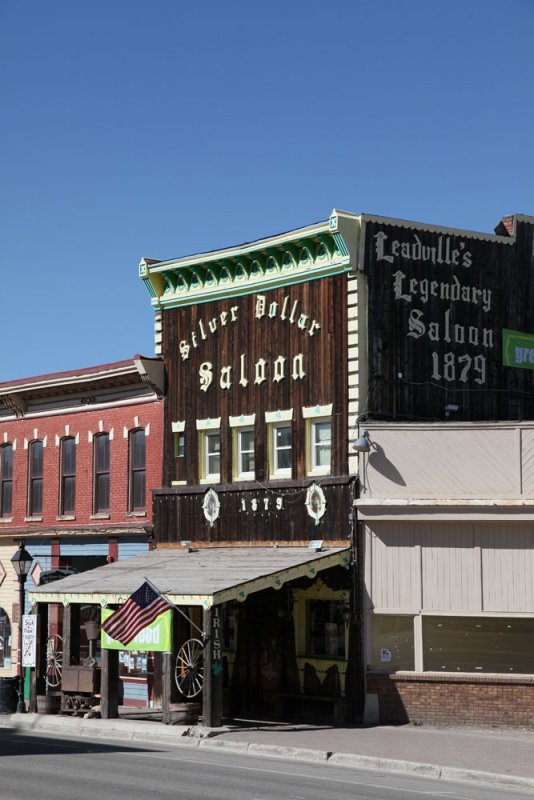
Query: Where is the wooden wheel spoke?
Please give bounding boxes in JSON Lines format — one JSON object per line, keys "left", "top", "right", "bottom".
{"left": 46, "top": 635, "right": 64, "bottom": 688}
{"left": 174, "top": 638, "right": 204, "bottom": 698}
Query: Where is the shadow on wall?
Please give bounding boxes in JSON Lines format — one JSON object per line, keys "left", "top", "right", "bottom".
{"left": 368, "top": 444, "right": 406, "bottom": 487}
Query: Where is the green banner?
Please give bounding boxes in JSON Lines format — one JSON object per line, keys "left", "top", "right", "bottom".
{"left": 503, "top": 328, "right": 534, "bottom": 369}
{"left": 100, "top": 608, "right": 172, "bottom": 652}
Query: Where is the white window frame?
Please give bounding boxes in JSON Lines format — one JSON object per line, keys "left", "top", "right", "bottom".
{"left": 229, "top": 414, "right": 256, "bottom": 481}
{"left": 271, "top": 423, "right": 292, "bottom": 478}
{"left": 303, "top": 404, "right": 333, "bottom": 477}
{"left": 236, "top": 427, "right": 255, "bottom": 480}
{"left": 309, "top": 418, "right": 332, "bottom": 475}
{"left": 196, "top": 418, "right": 221, "bottom": 484}
{"left": 203, "top": 431, "right": 221, "bottom": 482}
{"left": 265, "top": 409, "right": 293, "bottom": 479}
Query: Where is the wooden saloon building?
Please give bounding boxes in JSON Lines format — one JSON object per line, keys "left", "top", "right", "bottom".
{"left": 29, "top": 208, "right": 534, "bottom": 729}
{"left": 30, "top": 210, "right": 364, "bottom": 724}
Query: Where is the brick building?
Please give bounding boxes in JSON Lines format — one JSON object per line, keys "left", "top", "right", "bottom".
{"left": 0, "top": 357, "right": 163, "bottom": 706}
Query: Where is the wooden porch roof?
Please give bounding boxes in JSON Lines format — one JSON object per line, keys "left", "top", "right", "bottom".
{"left": 29, "top": 545, "right": 351, "bottom": 609}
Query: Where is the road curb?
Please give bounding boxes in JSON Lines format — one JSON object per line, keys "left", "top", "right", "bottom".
{"left": 2, "top": 714, "right": 534, "bottom": 792}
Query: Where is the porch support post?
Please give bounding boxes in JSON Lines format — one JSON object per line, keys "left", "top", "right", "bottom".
{"left": 202, "top": 607, "right": 222, "bottom": 728}
{"left": 161, "top": 651, "right": 172, "bottom": 724}
{"left": 100, "top": 647, "right": 119, "bottom": 719}
{"left": 29, "top": 603, "right": 48, "bottom": 712}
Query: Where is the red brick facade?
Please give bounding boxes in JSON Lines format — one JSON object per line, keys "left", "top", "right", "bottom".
{"left": 367, "top": 673, "right": 534, "bottom": 727}
{"left": 0, "top": 402, "right": 162, "bottom": 532}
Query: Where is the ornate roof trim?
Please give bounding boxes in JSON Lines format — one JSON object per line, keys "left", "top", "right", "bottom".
{"left": 139, "top": 210, "right": 360, "bottom": 310}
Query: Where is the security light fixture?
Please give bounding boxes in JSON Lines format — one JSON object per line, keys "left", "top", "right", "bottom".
{"left": 352, "top": 432, "right": 371, "bottom": 453}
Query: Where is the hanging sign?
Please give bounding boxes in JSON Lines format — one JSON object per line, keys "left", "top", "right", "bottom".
{"left": 101, "top": 609, "right": 172, "bottom": 652}
{"left": 211, "top": 606, "right": 223, "bottom": 676}
{"left": 22, "top": 615, "right": 37, "bottom": 667}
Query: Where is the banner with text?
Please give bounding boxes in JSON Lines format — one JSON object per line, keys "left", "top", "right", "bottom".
{"left": 100, "top": 608, "right": 172, "bottom": 651}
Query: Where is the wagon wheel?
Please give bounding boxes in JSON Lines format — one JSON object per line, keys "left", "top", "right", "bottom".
{"left": 46, "top": 634, "right": 63, "bottom": 688}
{"left": 175, "top": 638, "right": 204, "bottom": 698}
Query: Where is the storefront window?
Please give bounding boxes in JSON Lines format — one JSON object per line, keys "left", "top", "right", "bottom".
{"left": 0, "top": 607, "right": 11, "bottom": 668}
{"left": 308, "top": 600, "right": 344, "bottom": 657}
{"left": 119, "top": 651, "right": 149, "bottom": 678}
{"left": 369, "top": 615, "right": 415, "bottom": 672}
{"left": 423, "top": 616, "right": 534, "bottom": 674}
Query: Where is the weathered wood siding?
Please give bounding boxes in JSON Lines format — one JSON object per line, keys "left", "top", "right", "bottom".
{"left": 163, "top": 275, "right": 349, "bottom": 485}
{"left": 154, "top": 478, "right": 355, "bottom": 545}
{"left": 155, "top": 274, "right": 353, "bottom": 545}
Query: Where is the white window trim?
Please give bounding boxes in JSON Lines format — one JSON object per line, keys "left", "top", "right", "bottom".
{"left": 302, "top": 403, "right": 333, "bottom": 419}
{"left": 196, "top": 417, "right": 221, "bottom": 431}
{"left": 229, "top": 413, "right": 256, "bottom": 428}
{"left": 265, "top": 408, "right": 293, "bottom": 424}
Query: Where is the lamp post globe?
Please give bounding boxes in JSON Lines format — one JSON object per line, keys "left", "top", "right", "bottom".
{"left": 11, "top": 541, "right": 33, "bottom": 713}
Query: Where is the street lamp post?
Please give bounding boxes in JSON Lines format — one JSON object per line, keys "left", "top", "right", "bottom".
{"left": 11, "top": 541, "right": 33, "bottom": 713}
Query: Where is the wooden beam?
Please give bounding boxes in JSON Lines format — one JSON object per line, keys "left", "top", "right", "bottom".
{"left": 161, "top": 652, "right": 172, "bottom": 724}
{"left": 100, "top": 648, "right": 119, "bottom": 719}
{"left": 202, "top": 608, "right": 222, "bottom": 727}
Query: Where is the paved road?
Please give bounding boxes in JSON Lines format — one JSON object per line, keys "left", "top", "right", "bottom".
{"left": 1, "top": 730, "right": 532, "bottom": 800}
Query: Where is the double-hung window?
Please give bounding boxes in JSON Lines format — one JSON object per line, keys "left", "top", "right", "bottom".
{"left": 28, "top": 440, "right": 43, "bottom": 517}
{"left": 266, "top": 410, "right": 293, "bottom": 479}
{"left": 273, "top": 425, "right": 292, "bottom": 475}
{"left": 0, "top": 444, "right": 13, "bottom": 518}
{"left": 303, "top": 405, "right": 333, "bottom": 476}
{"left": 237, "top": 428, "right": 255, "bottom": 479}
{"left": 230, "top": 414, "right": 255, "bottom": 481}
{"left": 94, "top": 433, "right": 110, "bottom": 514}
{"left": 129, "top": 429, "right": 146, "bottom": 512}
{"left": 204, "top": 432, "right": 221, "bottom": 481}
{"left": 60, "top": 437, "right": 76, "bottom": 515}
{"left": 197, "top": 418, "right": 221, "bottom": 483}
{"left": 310, "top": 420, "right": 332, "bottom": 473}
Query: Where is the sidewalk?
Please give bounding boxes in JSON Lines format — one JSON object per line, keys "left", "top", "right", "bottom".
{"left": 2, "top": 712, "right": 534, "bottom": 792}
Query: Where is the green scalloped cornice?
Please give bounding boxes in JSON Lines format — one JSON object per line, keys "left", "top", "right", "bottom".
{"left": 139, "top": 209, "right": 360, "bottom": 310}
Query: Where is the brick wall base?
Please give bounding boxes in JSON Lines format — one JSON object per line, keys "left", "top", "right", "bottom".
{"left": 367, "top": 672, "right": 534, "bottom": 727}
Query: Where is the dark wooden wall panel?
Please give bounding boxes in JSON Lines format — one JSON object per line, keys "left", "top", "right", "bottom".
{"left": 364, "top": 218, "right": 534, "bottom": 421}
{"left": 153, "top": 480, "right": 355, "bottom": 546}
{"left": 162, "top": 275, "right": 349, "bottom": 486}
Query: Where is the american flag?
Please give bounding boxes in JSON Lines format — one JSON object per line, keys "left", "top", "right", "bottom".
{"left": 101, "top": 581, "right": 173, "bottom": 645}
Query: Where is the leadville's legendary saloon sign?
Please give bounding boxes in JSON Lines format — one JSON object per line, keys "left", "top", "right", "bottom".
{"left": 178, "top": 293, "right": 320, "bottom": 392}
{"left": 364, "top": 218, "right": 534, "bottom": 421}
{"left": 374, "top": 229, "right": 492, "bottom": 386}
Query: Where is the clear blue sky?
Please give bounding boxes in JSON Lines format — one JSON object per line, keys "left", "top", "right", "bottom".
{"left": 2, "top": 0, "right": 533, "bottom": 381}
